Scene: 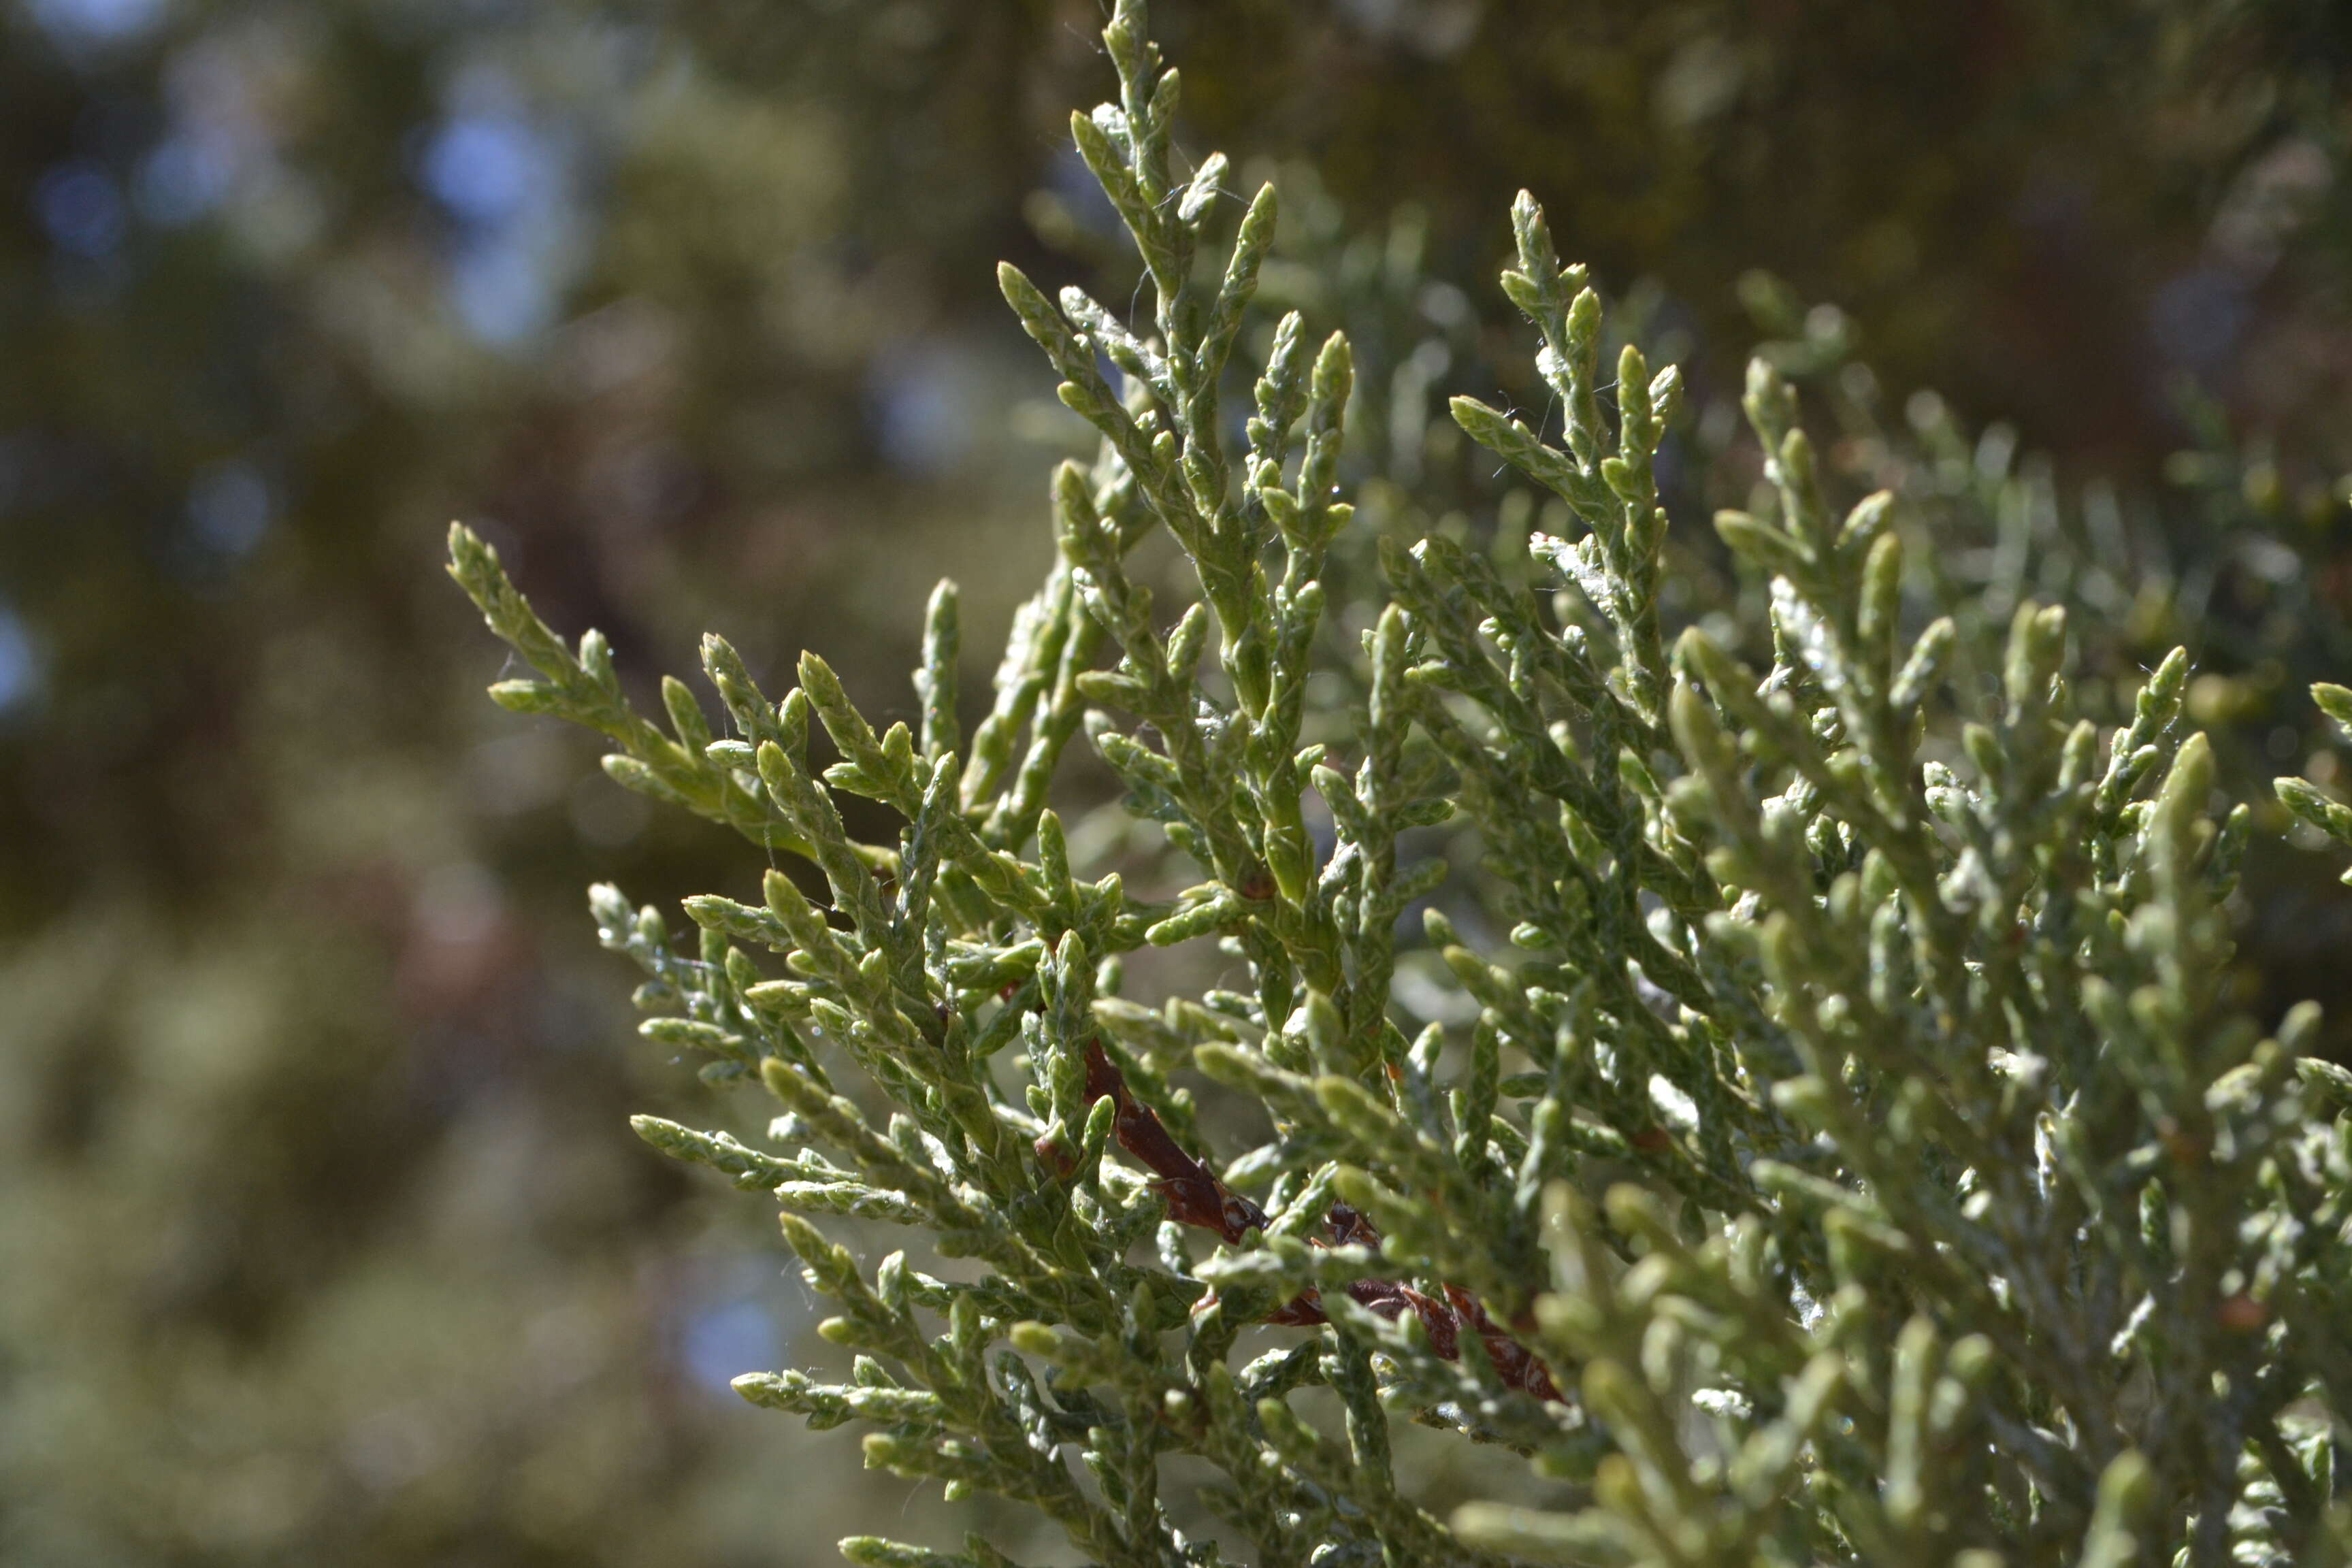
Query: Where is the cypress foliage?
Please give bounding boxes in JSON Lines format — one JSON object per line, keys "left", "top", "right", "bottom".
{"left": 451, "top": 4, "right": 2352, "bottom": 1561}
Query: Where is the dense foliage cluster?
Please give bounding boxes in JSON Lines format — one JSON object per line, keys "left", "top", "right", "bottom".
{"left": 449, "top": 6, "right": 2352, "bottom": 1565}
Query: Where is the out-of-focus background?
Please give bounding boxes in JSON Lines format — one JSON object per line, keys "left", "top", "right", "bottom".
{"left": 3, "top": 1, "right": 2351, "bottom": 1562}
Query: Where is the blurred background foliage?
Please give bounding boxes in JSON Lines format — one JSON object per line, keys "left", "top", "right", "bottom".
{"left": 3, "top": 0, "right": 2351, "bottom": 1562}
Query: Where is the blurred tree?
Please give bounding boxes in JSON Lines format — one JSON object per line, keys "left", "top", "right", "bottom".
{"left": 0, "top": 2, "right": 1079, "bottom": 1562}
{"left": 3, "top": 0, "right": 2351, "bottom": 1562}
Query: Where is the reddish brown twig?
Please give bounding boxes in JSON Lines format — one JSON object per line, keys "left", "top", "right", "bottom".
{"left": 1053, "top": 1037, "right": 1563, "bottom": 1403}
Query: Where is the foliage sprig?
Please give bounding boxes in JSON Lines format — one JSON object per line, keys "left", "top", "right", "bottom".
{"left": 452, "top": 4, "right": 2352, "bottom": 1563}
